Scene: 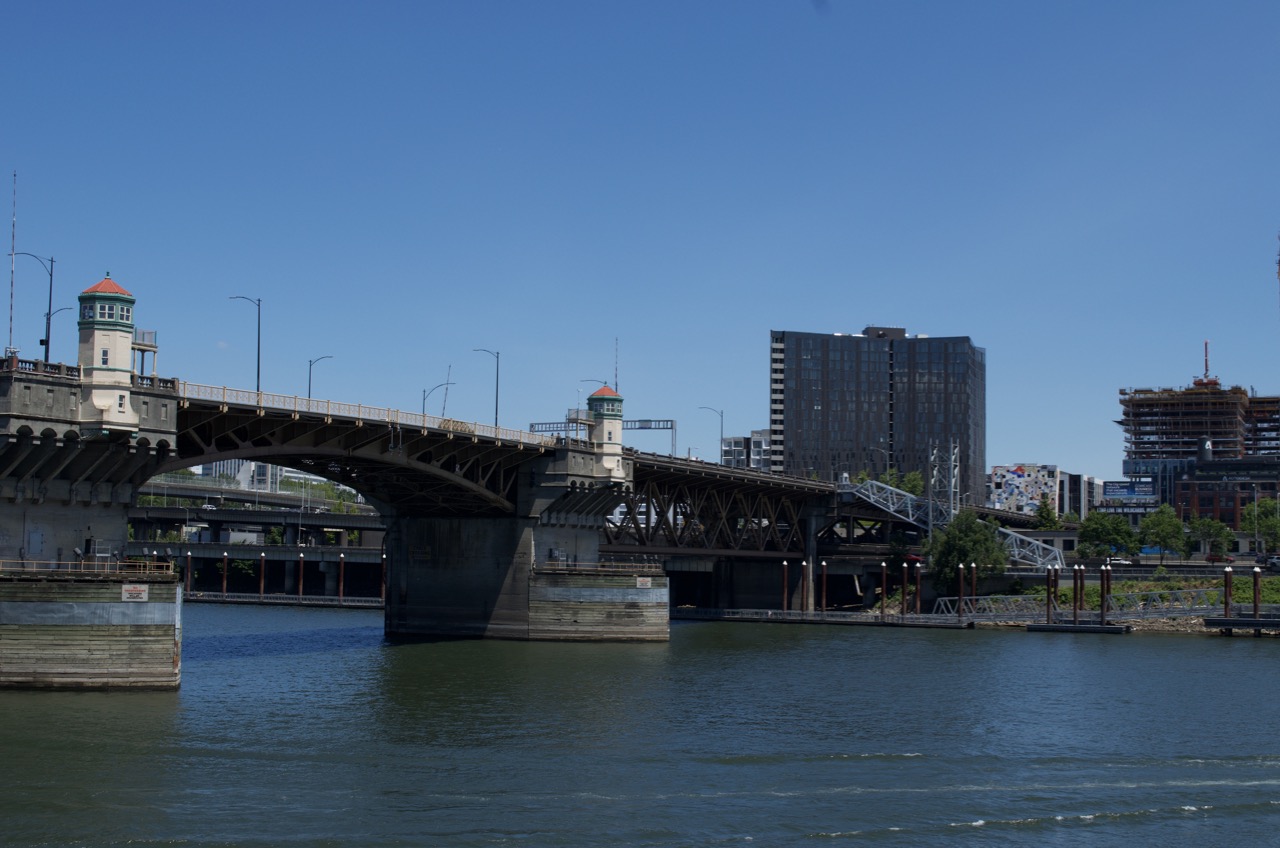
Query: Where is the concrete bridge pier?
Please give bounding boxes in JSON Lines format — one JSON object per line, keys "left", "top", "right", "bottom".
{"left": 384, "top": 511, "right": 668, "bottom": 641}
{"left": 384, "top": 443, "right": 667, "bottom": 642}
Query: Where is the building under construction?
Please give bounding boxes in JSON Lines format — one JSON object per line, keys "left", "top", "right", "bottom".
{"left": 1118, "top": 351, "right": 1280, "bottom": 530}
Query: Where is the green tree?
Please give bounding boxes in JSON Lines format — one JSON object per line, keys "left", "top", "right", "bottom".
{"left": 899, "top": 470, "right": 924, "bottom": 497}
{"left": 1188, "top": 515, "right": 1234, "bottom": 559}
{"left": 880, "top": 468, "right": 904, "bottom": 491}
{"left": 852, "top": 467, "right": 924, "bottom": 496}
{"left": 1076, "top": 511, "right": 1137, "bottom": 560}
{"left": 887, "top": 530, "right": 913, "bottom": 567}
{"left": 926, "top": 510, "right": 1007, "bottom": 594}
{"left": 1032, "top": 494, "right": 1061, "bottom": 530}
{"left": 1240, "top": 497, "right": 1280, "bottom": 555}
{"left": 1139, "top": 504, "right": 1185, "bottom": 565}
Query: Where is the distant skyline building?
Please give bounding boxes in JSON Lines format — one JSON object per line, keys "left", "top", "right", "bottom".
{"left": 720, "top": 428, "right": 772, "bottom": 471}
{"left": 769, "top": 327, "right": 986, "bottom": 499}
{"left": 1118, "top": 365, "right": 1280, "bottom": 532}
{"left": 1119, "top": 369, "right": 1280, "bottom": 508}
{"left": 989, "top": 463, "right": 1103, "bottom": 519}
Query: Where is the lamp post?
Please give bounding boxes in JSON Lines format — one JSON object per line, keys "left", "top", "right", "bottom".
{"left": 423, "top": 381, "right": 454, "bottom": 416}
{"left": 9, "top": 252, "right": 54, "bottom": 362}
{"left": 1253, "top": 484, "right": 1260, "bottom": 559}
{"left": 45, "top": 305, "right": 72, "bottom": 362}
{"left": 474, "top": 348, "right": 499, "bottom": 427}
{"left": 699, "top": 406, "right": 724, "bottom": 464}
{"left": 230, "top": 296, "right": 262, "bottom": 392}
{"left": 307, "top": 355, "right": 332, "bottom": 399}
{"left": 871, "top": 442, "right": 892, "bottom": 476}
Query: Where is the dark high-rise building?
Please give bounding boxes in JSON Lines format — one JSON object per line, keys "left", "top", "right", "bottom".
{"left": 769, "top": 327, "right": 986, "bottom": 500}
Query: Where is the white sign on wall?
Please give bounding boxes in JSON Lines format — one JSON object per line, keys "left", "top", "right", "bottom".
{"left": 636, "top": 577, "right": 652, "bottom": 589}
{"left": 122, "top": 584, "right": 149, "bottom": 602}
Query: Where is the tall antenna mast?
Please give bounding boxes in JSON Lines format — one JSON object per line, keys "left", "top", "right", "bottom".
{"left": 8, "top": 171, "right": 15, "bottom": 354}
{"left": 614, "top": 337, "right": 619, "bottom": 391}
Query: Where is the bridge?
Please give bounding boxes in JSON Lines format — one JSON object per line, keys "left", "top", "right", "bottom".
{"left": 0, "top": 357, "right": 1062, "bottom": 635}
{"left": 0, "top": 277, "right": 1060, "bottom": 651}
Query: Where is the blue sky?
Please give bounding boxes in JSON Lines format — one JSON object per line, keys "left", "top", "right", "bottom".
{"left": 4, "top": 1, "right": 1278, "bottom": 481}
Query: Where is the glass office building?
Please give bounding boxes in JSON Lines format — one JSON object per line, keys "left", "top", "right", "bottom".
{"left": 769, "top": 327, "right": 986, "bottom": 500}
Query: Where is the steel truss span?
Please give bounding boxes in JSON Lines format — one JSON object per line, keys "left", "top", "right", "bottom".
{"left": 603, "top": 455, "right": 830, "bottom": 557}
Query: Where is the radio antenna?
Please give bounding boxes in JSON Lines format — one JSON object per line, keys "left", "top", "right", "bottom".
{"left": 8, "top": 171, "right": 15, "bottom": 354}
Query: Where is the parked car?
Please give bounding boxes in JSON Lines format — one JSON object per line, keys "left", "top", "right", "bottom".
{"left": 1104, "top": 556, "right": 1132, "bottom": 566}
{"left": 1206, "top": 553, "right": 1235, "bottom": 564}
{"left": 1267, "top": 557, "right": 1280, "bottom": 573}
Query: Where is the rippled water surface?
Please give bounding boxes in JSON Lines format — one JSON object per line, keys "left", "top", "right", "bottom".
{"left": 3, "top": 604, "right": 1279, "bottom": 846}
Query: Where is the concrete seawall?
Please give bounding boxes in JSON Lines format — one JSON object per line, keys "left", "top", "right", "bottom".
{"left": 529, "top": 569, "right": 669, "bottom": 641}
{"left": 0, "top": 570, "right": 182, "bottom": 689}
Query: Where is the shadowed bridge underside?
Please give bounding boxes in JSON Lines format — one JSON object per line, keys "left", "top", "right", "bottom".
{"left": 159, "top": 386, "right": 563, "bottom": 516}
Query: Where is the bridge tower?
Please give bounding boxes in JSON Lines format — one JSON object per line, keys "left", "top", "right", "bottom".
{"left": 587, "top": 385, "right": 626, "bottom": 482}
{"left": 76, "top": 274, "right": 145, "bottom": 436}
{"left": 0, "top": 275, "right": 181, "bottom": 689}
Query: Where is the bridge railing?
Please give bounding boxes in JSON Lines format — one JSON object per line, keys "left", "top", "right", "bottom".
{"left": 0, "top": 355, "right": 81, "bottom": 379}
{"left": 177, "top": 382, "right": 559, "bottom": 448}
{"left": 931, "top": 589, "right": 1238, "bottom": 622}
{"left": 933, "top": 595, "right": 1053, "bottom": 621}
{"left": 186, "top": 590, "right": 382, "bottom": 607}
{"left": 1106, "top": 588, "right": 1226, "bottom": 618}
{"left": 534, "top": 558, "right": 666, "bottom": 574}
{"left": 0, "top": 558, "right": 175, "bottom": 576}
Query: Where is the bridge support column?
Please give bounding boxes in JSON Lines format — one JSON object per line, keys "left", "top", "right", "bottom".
{"left": 383, "top": 513, "right": 667, "bottom": 641}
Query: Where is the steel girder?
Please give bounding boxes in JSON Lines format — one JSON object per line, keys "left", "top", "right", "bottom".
{"left": 0, "top": 427, "right": 169, "bottom": 504}
{"left": 161, "top": 399, "right": 549, "bottom": 516}
{"left": 603, "top": 457, "right": 829, "bottom": 555}
{"left": 999, "top": 529, "right": 1064, "bottom": 571}
{"left": 851, "top": 480, "right": 953, "bottom": 529}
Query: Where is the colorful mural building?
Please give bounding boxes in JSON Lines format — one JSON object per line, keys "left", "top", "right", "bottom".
{"left": 989, "top": 464, "right": 1103, "bottom": 519}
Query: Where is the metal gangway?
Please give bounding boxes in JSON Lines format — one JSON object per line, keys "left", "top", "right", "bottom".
{"left": 848, "top": 480, "right": 1063, "bottom": 572}
{"left": 932, "top": 588, "right": 1232, "bottom": 623}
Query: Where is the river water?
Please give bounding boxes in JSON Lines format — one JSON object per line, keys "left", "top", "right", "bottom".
{"left": 3, "top": 604, "right": 1279, "bottom": 847}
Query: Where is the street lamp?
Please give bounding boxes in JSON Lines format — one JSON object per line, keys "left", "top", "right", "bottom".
{"left": 699, "top": 406, "right": 724, "bottom": 464}
{"left": 871, "top": 442, "right": 893, "bottom": 476}
{"left": 1254, "top": 484, "right": 1262, "bottom": 558}
{"left": 9, "top": 252, "right": 54, "bottom": 363}
{"left": 423, "top": 381, "right": 454, "bottom": 416}
{"left": 307, "top": 355, "right": 332, "bottom": 399}
{"left": 46, "top": 306, "right": 72, "bottom": 361}
{"left": 229, "top": 295, "right": 262, "bottom": 392}
{"left": 474, "top": 348, "right": 499, "bottom": 427}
